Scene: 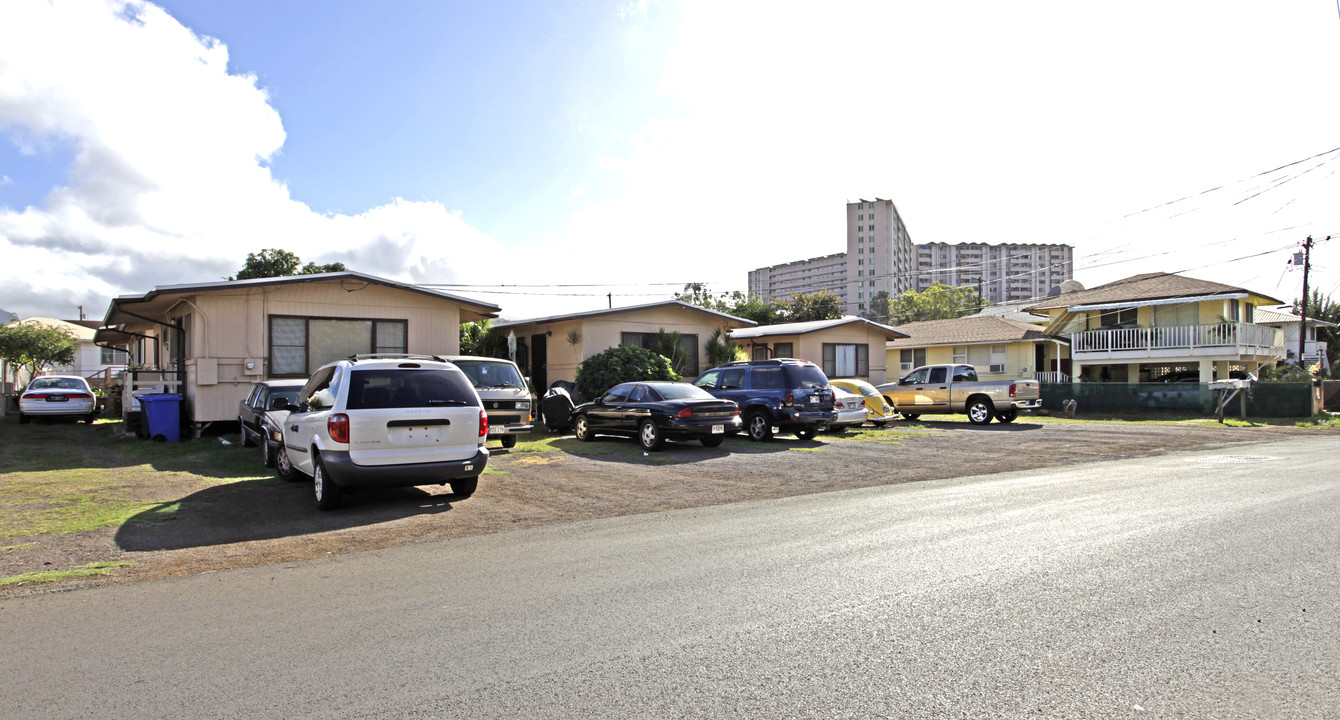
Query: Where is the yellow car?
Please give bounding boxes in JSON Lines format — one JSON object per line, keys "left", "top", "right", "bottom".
{"left": 829, "top": 379, "right": 898, "bottom": 426}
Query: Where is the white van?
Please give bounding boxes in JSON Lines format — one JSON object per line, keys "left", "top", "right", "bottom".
{"left": 442, "top": 355, "right": 534, "bottom": 448}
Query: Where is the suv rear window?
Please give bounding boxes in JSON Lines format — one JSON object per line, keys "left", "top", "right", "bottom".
{"left": 784, "top": 365, "right": 829, "bottom": 389}
{"left": 347, "top": 369, "right": 479, "bottom": 409}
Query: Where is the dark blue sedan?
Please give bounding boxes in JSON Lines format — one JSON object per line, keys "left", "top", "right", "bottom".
{"left": 572, "top": 381, "right": 742, "bottom": 450}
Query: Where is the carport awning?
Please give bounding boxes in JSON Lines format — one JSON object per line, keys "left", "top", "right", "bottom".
{"left": 1066, "top": 293, "right": 1247, "bottom": 312}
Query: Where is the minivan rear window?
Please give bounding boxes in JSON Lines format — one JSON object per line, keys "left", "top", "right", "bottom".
{"left": 784, "top": 365, "right": 829, "bottom": 389}
{"left": 347, "top": 369, "right": 479, "bottom": 409}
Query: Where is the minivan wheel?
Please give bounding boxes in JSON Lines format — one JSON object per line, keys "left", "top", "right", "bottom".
{"left": 638, "top": 420, "right": 664, "bottom": 451}
{"left": 967, "top": 399, "right": 994, "bottom": 425}
{"left": 275, "top": 444, "right": 299, "bottom": 481}
{"left": 452, "top": 477, "right": 478, "bottom": 497}
{"left": 500, "top": 434, "right": 518, "bottom": 449}
{"left": 314, "top": 457, "right": 342, "bottom": 510}
{"left": 746, "top": 411, "right": 773, "bottom": 442}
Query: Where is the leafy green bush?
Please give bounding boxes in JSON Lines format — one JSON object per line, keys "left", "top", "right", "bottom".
{"left": 575, "top": 345, "right": 678, "bottom": 401}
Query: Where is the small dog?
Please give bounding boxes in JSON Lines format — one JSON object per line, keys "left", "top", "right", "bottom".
{"left": 1063, "top": 398, "right": 1078, "bottom": 418}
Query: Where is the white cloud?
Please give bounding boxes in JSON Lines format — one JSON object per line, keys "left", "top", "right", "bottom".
{"left": 0, "top": 0, "right": 500, "bottom": 319}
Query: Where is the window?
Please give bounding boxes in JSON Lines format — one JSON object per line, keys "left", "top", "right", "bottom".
{"left": 100, "top": 347, "right": 129, "bottom": 365}
{"left": 1098, "top": 307, "right": 1137, "bottom": 328}
{"left": 752, "top": 367, "right": 786, "bottom": 389}
{"left": 928, "top": 367, "right": 947, "bottom": 383}
{"left": 719, "top": 368, "right": 747, "bottom": 389}
{"left": 952, "top": 346, "right": 967, "bottom": 364}
{"left": 602, "top": 384, "right": 634, "bottom": 404}
{"left": 694, "top": 370, "right": 720, "bottom": 388}
{"left": 899, "top": 348, "right": 926, "bottom": 371}
{"left": 1228, "top": 299, "right": 1240, "bottom": 322}
{"left": 269, "top": 316, "right": 408, "bottom": 378}
{"left": 620, "top": 332, "right": 700, "bottom": 375}
{"left": 822, "top": 343, "right": 869, "bottom": 378}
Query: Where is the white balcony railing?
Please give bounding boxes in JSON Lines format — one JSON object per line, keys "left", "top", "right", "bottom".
{"left": 1071, "top": 322, "right": 1282, "bottom": 356}
{"left": 1034, "top": 371, "right": 1070, "bottom": 383}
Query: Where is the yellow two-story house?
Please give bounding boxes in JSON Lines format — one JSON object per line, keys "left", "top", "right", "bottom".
{"left": 1026, "top": 273, "right": 1285, "bottom": 383}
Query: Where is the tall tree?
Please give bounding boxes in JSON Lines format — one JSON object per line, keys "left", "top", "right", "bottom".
{"left": 860, "top": 291, "right": 891, "bottom": 324}
{"left": 231, "top": 249, "right": 348, "bottom": 280}
{"left": 887, "top": 283, "right": 982, "bottom": 325}
{"left": 0, "top": 321, "right": 77, "bottom": 379}
{"left": 1294, "top": 288, "right": 1340, "bottom": 375}
{"left": 778, "top": 292, "right": 843, "bottom": 323}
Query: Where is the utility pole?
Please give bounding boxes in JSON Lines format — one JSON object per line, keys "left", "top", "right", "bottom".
{"left": 1296, "top": 235, "right": 1328, "bottom": 364}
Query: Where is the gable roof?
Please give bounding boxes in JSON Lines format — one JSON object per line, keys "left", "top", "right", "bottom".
{"left": 1025, "top": 272, "right": 1283, "bottom": 311}
{"left": 887, "top": 316, "right": 1049, "bottom": 348}
{"left": 968, "top": 299, "right": 1050, "bottom": 324}
{"left": 18, "top": 317, "right": 96, "bottom": 341}
{"left": 100, "top": 271, "right": 501, "bottom": 328}
{"left": 730, "top": 315, "right": 907, "bottom": 340}
{"left": 493, "top": 300, "right": 756, "bottom": 329}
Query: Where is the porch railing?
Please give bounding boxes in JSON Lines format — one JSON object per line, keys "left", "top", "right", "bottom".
{"left": 1071, "top": 322, "right": 1282, "bottom": 355}
{"left": 1034, "top": 371, "right": 1070, "bottom": 383}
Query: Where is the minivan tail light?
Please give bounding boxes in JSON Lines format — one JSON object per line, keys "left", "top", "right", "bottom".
{"left": 1009, "top": 383, "right": 1017, "bottom": 398}
{"left": 478, "top": 408, "right": 489, "bottom": 437}
{"left": 328, "top": 413, "right": 350, "bottom": 444}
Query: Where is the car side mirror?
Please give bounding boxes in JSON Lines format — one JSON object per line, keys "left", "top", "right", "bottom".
{"left": 593, "top": 396, "right": 605, "bottom": 406}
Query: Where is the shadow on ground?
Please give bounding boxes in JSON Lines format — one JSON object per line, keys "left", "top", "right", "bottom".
{"left": 115, "top": 477, "right": 467, "bottom": 551}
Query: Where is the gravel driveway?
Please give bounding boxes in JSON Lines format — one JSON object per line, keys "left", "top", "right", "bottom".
{"left": 2, "top": 418, "right": 1327, "bottom": 596}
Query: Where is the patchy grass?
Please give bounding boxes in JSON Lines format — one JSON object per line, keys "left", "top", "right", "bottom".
{"left": 0, "top": 419, "right": 274, "bottom": 540}
{"left": 0, "top": 561, "right": 136, "bottom": 586}
{"left": 2, "top": 543, "right": 37, "bottom": 553}
{"left": 794, "top": 447, "right": 834, "bottom": 453}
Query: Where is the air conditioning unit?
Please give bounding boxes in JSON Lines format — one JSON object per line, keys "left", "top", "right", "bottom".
{"left": 989, "top": 364, "right": 1006, "bottom": 374}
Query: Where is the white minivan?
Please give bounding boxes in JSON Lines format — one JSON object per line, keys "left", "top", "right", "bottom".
{"left": 277, "top": 355, "right": 488, "bottom": 510}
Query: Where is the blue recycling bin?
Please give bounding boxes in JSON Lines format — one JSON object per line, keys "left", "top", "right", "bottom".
{"left": 139, "top": 394, "right": 182, "bottom": 442}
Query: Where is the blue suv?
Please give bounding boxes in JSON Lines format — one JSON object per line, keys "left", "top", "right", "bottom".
{"left": 692, "top": 359, "right": 836, "bottom": 441}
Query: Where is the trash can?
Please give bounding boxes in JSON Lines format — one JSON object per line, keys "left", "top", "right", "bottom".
{"left": 139, "top": 394, "right": 182, "bottom": 442}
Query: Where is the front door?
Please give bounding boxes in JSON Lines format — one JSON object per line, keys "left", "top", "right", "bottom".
{"left": 530, "top": 333, "right": 548, "bottom": 393}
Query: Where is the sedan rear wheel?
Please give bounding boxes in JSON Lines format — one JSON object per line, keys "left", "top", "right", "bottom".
{"left": 18, "top": 413, "right": 29, "bottom": 425}
{"left": 700, "top": 435, "right": 724, "bottom": 448}
{"left": 239, "top": 418, "right": 256, "bottom": 447}
{"left": 638, "top": 420, "right": 665, "bottom": 451}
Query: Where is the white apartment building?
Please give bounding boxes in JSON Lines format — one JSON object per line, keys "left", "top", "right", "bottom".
{"left": 747, "top": 252, "right": 848, "bottom": 306}
{"left": 748, "top": 199, "right": 1073, "bottom": 314}
{"left": 915, "top": 242, "right": 1073, "bottom": 304}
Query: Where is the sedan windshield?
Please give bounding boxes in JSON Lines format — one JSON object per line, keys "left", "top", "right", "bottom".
{"left": 652, "top": 383, "right": 716, "bottom": 400}
{"left": 28, "top": 377, "right": 86, "bottom": 391}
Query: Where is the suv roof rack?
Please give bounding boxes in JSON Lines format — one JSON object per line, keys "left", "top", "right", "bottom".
{"left": 345, "top": 353, "right": 448, "bottom": 363}
{"left": 724, "top": 358, "right": 811, "bottom": 366}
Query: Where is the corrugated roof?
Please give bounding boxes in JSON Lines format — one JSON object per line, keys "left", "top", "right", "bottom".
{"left": 494, "top": 300, "right": 757, "bottom": 329}
{"left": 887, "top": 316, "right": 1050, "bottom": 348}
{"left": 1025, "top": 272, "right": 1282, "bottom": 311}
{"left": 730, "top": 315, "right": 907, "bottom": 340}
{"left": 1254, "top": 306, "right": 1339, "bottom": 328}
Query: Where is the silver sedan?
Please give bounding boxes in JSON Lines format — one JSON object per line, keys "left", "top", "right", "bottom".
{"left": 19, "top": 375, "right": 98, "bottom": 424}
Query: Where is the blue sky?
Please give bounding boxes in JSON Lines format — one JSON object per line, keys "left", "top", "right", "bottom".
{"left": 2, "top": 0, "right": 1340, "bottom": 322}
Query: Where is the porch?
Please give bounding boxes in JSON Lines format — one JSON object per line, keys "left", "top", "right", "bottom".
{"left": 1070, "top": 322, "right": 1283, "bottom": 361}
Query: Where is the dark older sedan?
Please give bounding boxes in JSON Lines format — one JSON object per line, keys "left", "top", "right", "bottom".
{"left": 572, "top": 381, "right": 742, "bottom": 451}
{"left": 238, "top": 379, "right": 306, "bottom": 467}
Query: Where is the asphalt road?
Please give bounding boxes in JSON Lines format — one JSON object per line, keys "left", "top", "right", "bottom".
{"left": 2, "top": 435, "right": 1336, "bottom": 719}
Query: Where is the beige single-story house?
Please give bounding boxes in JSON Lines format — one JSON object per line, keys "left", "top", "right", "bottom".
{"left": 886, "top": 315, "right": 1061, "bottom": 382}
{"left": 22, "top": 318, "right": 129, "bottom": 387}
{"left": 729, "top": 316, "right": 908, "bottom": 384}
{"left": 94, "top": 272, "right": 499, "bottom": 432}
{"left": 492, "top": 301, "right": 757, "bottom": 390}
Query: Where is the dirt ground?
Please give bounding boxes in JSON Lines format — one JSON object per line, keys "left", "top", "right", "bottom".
{"left": 1, "top": 418, "right": 1330, "bottom": 598}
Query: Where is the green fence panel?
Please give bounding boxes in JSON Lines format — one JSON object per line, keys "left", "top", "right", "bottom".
{"left": 1039, "top": 382, "right": 1315, "bottom": 417}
